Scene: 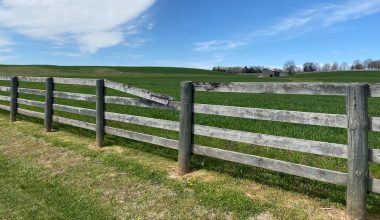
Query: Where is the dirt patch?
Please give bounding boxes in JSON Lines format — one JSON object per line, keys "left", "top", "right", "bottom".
{"left": 35, "top": 149, "right": 87, "bottom": 176}
{"left": 321, "top": 208, "right": 349, "bottom": 220}
{"left": 102, "top": 146, "right": 125, "bottom": 154}
{"left": 167, "top": 168, "right": 217, "bottom": 182}
{"left": 250, "top": 211, "right": 274, "bottom": 220}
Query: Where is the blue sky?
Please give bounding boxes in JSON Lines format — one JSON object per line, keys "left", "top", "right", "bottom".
{"left": 0, "top": 0, "right": 380, "bottom": 69}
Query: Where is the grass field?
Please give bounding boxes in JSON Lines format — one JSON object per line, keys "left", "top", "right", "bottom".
{"left": 1, "top": 65, "right": 380, "bottom": 219}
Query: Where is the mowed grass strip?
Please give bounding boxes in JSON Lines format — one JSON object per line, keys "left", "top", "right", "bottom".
{"left": 0, "top": 156, "right": 113, "bottom": 220}
{"left": 0, "top": 113, "right": 266, "bottom": 219}
{"left": 0, "top": 112, "right": 365, "bottom": 219}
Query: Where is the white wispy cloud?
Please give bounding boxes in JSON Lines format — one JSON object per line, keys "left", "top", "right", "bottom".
{"left": 0, "top": 55, "right": 17, "bottom": 62}
{"left": 44, "top": 51, "right": 84, "bottom": 58}
{"left": 0, "top": 48, "right": 13, "bottom": 52}
{"left": 107, "top": 52, "right": 143, "bottom": 60}
{"left": 193, "top": 40, "right": 247, "bottom": 52}
{"left": 124, "top": 38, "right": 150, "bottom": 48}
{"left": 194, "top": 0, "right": 380, "bottom": 52}
{"left": 0, "top": 35, "right": 13, "bottom": 47}
{"left": 155, "top": 54, "right": 225, "bottom": 69}
{"left": 256, "top": 0, "right": 380, "bottom": 37}
{"left": 147, "top": 22, "right": 154, "bottom": 30}
{"left": 0, "top": 0, "right": 155, "bottom": 53}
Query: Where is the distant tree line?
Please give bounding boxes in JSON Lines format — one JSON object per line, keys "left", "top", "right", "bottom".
{"left": 212, "top": 66, "right": 282, "bottom": 74}
{"left": 288, "top": 59, "right": 380, "bottom": 73}
{"left": 212, "top": 58, "right": 380, "bottom": 74}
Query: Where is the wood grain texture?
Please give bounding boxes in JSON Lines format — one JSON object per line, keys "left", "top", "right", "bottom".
{"left": 194, "top": 82, "right": 380, "bottom": 97}
{"left": 10, "top": 76, "right": 18, "bottom": 122}
{"left": 194, "top": 103, "right": 347, "bottom": 128}
{"left": 369, "top": 178, "right": 380, "bottom": 194}
{"left": 18, "top": 98, "right": 45, "bottom": 108}
{"left": 53, "top": 104, "right": 96, "bottom": 117}
{"left": 369, "top": 84, "right": 380, "bottom": 97}
{"left": 96, "top": 79, "right": 105, "bottom": 147}
{"left": 53, "top": 115, "right": 96, "bottom": 131}
{"left": 17, "top": 76, "right": 46, "bottom": 83}
{"left": 53, "top": 77, "right": 97, "bottom": 86}
{"left": 18, "top": 88, "right": 45, "bottom": 96}
{"left": 192, "top": 144, "right": 347, "bottom": 185}
{"left": 53, "top": 91, "right": 97, "bottom": 102}
{"left": 18, "top": 99, "right": 96, "bottom": 118}
{"left": 346, "top": 84, "right": 369, "bottom": 220}
{"left": 9, "top": 106, "right": 96, "bottom": 131}
{"left": 17, "top": 108, "right": 44, "bottom": 119}
{"left": 44, "top": 78, "right": 54, "bottom": 132}
{"left": 0, "top": 76, "right": 11, "bottom": 81}
{"left": 194, "top": 124, "right": 348, "bottom": 158}
{"left": 178, "top": 81, "right": 194, "bottom": 174}
{"left": 193, "top": 82, "right": 348, "bottom": 96}
{"left": 17, "top": 107, "right": 97, "bottom": 131}
{"left": 105, "top": 111, "right": 180, "bottom": 131}
{"left": 0, "top": 104, "right": 10, "bottom": 111}
{"left": 0, "top": 95, "right": 10, "bottom": 101}
{"left": 105, "top": 126, "right": 178, "bottom": 150}
{"left": 104, "top": 80, "right": 175, "bottom": 105}
{"left": 370, "top": 149, "right": 380, "bottom": 164}
{"left": 0, "top": 86, "right": 10, "bottom": 92}
{"left": 370, "top": 117, "right": 380, "bottom": 132}
{"left": 105, "top": 96, "right": 180, "bottom": 110}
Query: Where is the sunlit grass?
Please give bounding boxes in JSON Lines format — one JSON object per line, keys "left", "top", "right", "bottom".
{"left": 1, "top": 66, "right": 380, "bottom": 217}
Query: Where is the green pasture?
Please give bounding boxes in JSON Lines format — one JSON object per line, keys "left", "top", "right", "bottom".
{"left": 1, "top": 65, "right": 380, "bottom": 219}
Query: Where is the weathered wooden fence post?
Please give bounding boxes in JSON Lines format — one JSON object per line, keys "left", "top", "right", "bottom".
{"left": 346, "top": 83, "right": 369, "bottom": 220}
{"left": 44, "top": 77, "right": 54, "bottom": 132}
{"left": 96, "top": 79, "right": 105, "bottom": 147}
{"left": 178, "top": 81, "right": 194, "bottom": 174}
{"left": 10, "top": 76, "right": 18, "bottom": 122}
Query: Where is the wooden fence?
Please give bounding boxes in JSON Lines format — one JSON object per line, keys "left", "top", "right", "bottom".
{"left": 0, "top": 76, "right": 380, "bottom": 219}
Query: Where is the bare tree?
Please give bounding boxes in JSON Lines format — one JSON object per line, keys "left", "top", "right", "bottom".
{"left": 331, "top": 62, "right": 339, "bottom": 71}
{"left": 374, "top": 60, "right": 380, "bottom": 69}
{"left": 341, "top": 62, "right": 349, "bottom": 71}
{"left": 314, "top": 63, "right": 321, "bottom": 71}
{"left": 351, "top": 60, "right": 364, "bottom": 70}
{"left": 283, "top": 61, "right": 297, "bottom": 74}
{"left": 322, "top": 63, "right": 331, "bottom": 72}
{"left": 363, "top": 59, "right": 373, "bottom": 70}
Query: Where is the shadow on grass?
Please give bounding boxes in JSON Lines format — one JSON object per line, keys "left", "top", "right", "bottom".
{"left": 5, "top": 111, "right": 380, "bottom": 215}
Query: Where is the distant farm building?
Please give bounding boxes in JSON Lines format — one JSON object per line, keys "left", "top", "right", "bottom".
{"left": 261, "top": 68, "right": 280, "bottom": 77}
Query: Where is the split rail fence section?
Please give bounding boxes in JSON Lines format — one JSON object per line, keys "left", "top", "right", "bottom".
{"left": 0, "top": 76, "right": 380, "bottom": 219}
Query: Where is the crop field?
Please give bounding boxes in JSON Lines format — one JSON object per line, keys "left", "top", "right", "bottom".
{"left": 1, "top": 65, "right": 380, "bottom": 219}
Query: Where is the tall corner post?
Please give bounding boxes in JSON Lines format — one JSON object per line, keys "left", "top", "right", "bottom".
{"left": 178, "top": 81, "right": 194, "bottom": 174}
{"left": 44, "top": 77, "right": 54, "bottom": 132}
{"left": 10, "top": 76, "right": 18, "bottom": 122}
{"left": 346, "top": 83, "right": 369, "bottom": 220}
{"left": 96, "top": 79, "right": 105, "bottom": 147}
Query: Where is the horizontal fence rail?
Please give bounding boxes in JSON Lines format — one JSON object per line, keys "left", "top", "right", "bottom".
{"left": 54, "top": 91, "right": 96, "bottom": 102}
{"left": 194, "top": 103, "right": 347, "bottom": 128}
{"left": 194, "top": 124, "right": 349, "bottom": 158}
{"left": 1, "top": 76, "right": 380, "bottom": 219}
{"left": 0, "top": 76, "right": 11, "bottom": 81}
{"left": 104, "top": 80, "right": 175, "bottom": 105}
{"left": 193, "top": 82, "right": 380, "bottom": 97}
{"left": 0, "top": 86, "right": 10, "bottom": 92}
{"left": 193, "top": 144, "right": 348, "bottom": 185}
{"left": 0, "top": 104, "right": 10, "bottom": 111}
{"left": 0, "top": 95, "right": 10, "bottom": 101}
